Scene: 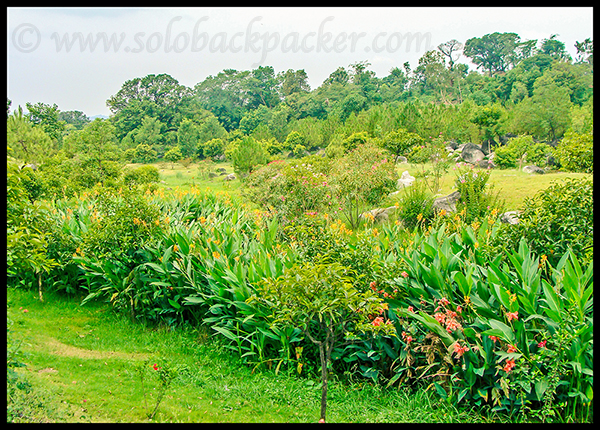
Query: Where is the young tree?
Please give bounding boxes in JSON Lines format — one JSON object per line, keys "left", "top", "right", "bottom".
{"left": 177, "top": 118, "right": 200, "bottom": 159}
{"left": 254, "top": 262, "right": 395, "bottom": 423}
{"left": 164, "top": 146, "right": 183, "bottom": 169}
{"left": 7, "top": 107, "right": 53, "bottom": 164}
{"left": 231, "top": 136, "right": 268, "bottom": 177}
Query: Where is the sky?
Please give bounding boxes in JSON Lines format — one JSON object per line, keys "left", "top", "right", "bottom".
{"left": 6, "top": 7, "right": 594, "bottom": 117}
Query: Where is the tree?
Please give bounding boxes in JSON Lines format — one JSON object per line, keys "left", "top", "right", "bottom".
{"left": 164, "top": 146, "right": 183, "bottom": 169}
{"left": 177, "top": 119, "right": 200, "bottom": 158}
{"left": 7, "top": 107, "right": 53, "bottom": 164}
{"left": 254, "top": 262, "right": 394, "bottom": 422}
{"left": 540, "top": 34, "right": 571, "bottom": 61}
{"left": 63, "top": 118, "right": 122, "bottom": 187}
{"left": 437, "top": 39, "right": 463, "bottom": 70}
{"left": 279, "top": 69, "right": 311, "bottom": 98}
{"left": 379, "top": 128, "right": 424, "bottom": 159}
{"left": 464, "top": 32, "right": 522, "bottom": 76}
{"left": 231, "top": 136, "right": 268, "bottom": 177}
{"left": 574, "top": 38, "right": 593, "bottom": 65}
{"left": 25, "top": 102, "right": 66, "bottom": 143}
{"left": 58, "top": 110, "right": 90, "bottom": 130}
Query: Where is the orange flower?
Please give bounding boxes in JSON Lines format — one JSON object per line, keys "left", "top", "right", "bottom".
{"left": 503, "top": 359, "right": 516, "bottom": 373}
{"left": 506, "top": 311, "right": 519, "bottom": 322}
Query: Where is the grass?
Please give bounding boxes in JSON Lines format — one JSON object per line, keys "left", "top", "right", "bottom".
{"left": 7, "top": 288, "right": 512, "bottom": 423}
{"left": 149, "top": 159, "right": 591, "bottom": 214}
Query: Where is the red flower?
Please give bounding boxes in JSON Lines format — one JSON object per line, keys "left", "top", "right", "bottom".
{"left": 506, "top": 311, "right": 519, "bottom": 322}
{"left": 453, "top": 341, "right": 469, "bottom": 358}
{"left": 372, "top": 316, "right": 384, "bottom": 327}
{"left": 507, "top": 344, "right": 518, "bottom": 353}
{"left": 153, "top": 363, "right": 159, "bottom": 371}
{"left": 488, "top": 335, "right": 500, "bottom": 343}
{"left": 407, "top": 306, "right": 414, "bottom": 313}
{"left": 503, "top": 359, "right": 516, "bottom": 373}
{"left": 401, "top": 271, "right": 409, "bottom": 278}
{"left": 538, "top": 340, "right": 547, "bottom": 348}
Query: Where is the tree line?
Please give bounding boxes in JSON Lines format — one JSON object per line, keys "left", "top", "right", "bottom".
{"left": 7, "top": 32, "right": 593, "bottom": 172}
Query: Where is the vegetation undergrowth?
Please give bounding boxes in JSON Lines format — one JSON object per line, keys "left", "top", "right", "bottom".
{"left": 8, "top": 288, "right": 509, "bottom": 423}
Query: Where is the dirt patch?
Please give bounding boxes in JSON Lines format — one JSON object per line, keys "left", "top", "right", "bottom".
{"left": 42, "top": 337, "right": 151, "bottom": 361}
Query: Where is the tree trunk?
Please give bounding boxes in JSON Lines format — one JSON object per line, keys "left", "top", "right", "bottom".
{"left": 38, "top": 272, "right": 43, "bottom": 302}
{"left": 319, "top": 342, "right": 328, "bottom": 422}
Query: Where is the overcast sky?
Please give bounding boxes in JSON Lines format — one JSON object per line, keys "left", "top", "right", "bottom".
{"left": 7, "top": 7, "right": 593, "bottom": 117}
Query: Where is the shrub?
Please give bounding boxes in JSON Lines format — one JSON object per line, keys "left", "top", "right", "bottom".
{"left": 497, "top": 177, "right": 593, "bottom": 265}
{"left": 454, "top": 163, "right": 504, "bottom": 224}
{"left": 552, "top": 131, "right": 593, "bottom": 173}
{"left": 231, "top": 136, "right": 269, "bottom": 177}
{"left": 396, "top": 181, "right": 435, "bottom": 230}
{"left": 122, "top": 165, "right": 160, "bottom": 188}
{"left": 330, "top": 143, "right": 398, "bottom": 229}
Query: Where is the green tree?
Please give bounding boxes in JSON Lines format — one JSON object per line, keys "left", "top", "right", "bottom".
{"left": 7, "top": 107, "right": 53, "bottom": 164}
{"left": 464, "top": 32, "right": 522, "bottom": 76}
{"left": 254, "top": 262, "right": 394, "bottom": 422}
{"left": 58, "top": 110, "right": 90, "bottom": 130}
{"left": 25, "top": 102, "right": 66, "bottom": 143}
{"left": 379, "top": 128, "right": 424, "bottom": 159}
{"left": 177, "top": 118, "right": 200, "bottom": 158}
{"left": 231, "top": 136, "right": 268, "bottom": 177}
{"left": 63, "top": 118, "right": 122, "bottom": 187}
{"left": 132, "top": 144, "right": 157, "bottom": 164}
{"left": 164, "top": 146, "right": 183, "bottom": 169}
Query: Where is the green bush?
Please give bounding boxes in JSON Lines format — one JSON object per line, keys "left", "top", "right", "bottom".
{"left": 396, "top": 181, "right": 435, "bottom": 230}
{"left": 552, "top": 131, "right": 593, "bottom": 173}
{"left": 454, "top": 163, "right": 504, "bottom": 224}
{"left": 497, "top": 177, "right": 593, "bottom": 265}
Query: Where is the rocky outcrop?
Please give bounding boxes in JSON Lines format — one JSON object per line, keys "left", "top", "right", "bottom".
{"left": 433, "top": 191, "right": 461, "bottom": 213}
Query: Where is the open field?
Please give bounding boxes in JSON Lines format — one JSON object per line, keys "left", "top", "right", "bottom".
{"left": 143, "top": 160, "right": 592, "bottom": 212}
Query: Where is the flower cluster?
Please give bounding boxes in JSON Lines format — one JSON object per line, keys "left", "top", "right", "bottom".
{"left": 432, "top": 297, "right": 463, "bottom": 334}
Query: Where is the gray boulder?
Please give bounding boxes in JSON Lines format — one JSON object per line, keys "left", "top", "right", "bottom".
{"left": 395, "top": 155, "right": 408, "bottom": 164}
{"left": 460, "top": 143, "right": 485, "bottom": 164}
{"left": 360, "top": 206, "right": 397, "bottom": 223}
{"left": 433, "top": 191, "right": 461, "bottom": 213}
{"left": 523, "top": 165, "right": 545, "bottom": 174}
{"left": 224, "top": 173, "right": 237, "bottom": 181}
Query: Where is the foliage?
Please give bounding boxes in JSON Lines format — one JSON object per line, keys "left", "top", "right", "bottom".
{"left": 454, "top": 162, "right": 504, "bottom": 224}
{"left": 552, "top": 130, "right": 593, "bottom": 173}
{"left": 330, "top": 143, "right": 398, "bottom": 229}
{"left": 231, "top": 136, "right": 269, "bottom": 177}
{"left": 254, "top": 261, "right": 394, "bottom": 421}
{"left": 497, "top": 177, "right": 593, "bottom": 265}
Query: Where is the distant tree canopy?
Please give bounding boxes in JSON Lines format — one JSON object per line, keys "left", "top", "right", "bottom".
{"left": 7, "top": 33, "right": 593, "bottom": 168}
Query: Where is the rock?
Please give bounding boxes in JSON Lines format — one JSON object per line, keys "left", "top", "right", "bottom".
{"left": 224, "top": 173, "right": 236, "bottom": 181}
{"left": 481, "top": 139, "right": 497, "bottom": 155}
{"left": 216, "top": 167, "right": 227, "bottom": 173}
{"left": 500, "top": 211, "right": 520, "bottom": 225}
{"left": 397, "top": 171, "right": 415, "bottom": 189}
{"left": 478, "top": 159, "right": 495, "bottom": 169}
{"left": 499, "top": 133, "right": 517, "bottom": 146}
{"left": 523, "top": 165, "right": 545, "bottom": 174}
{"left": 360, "top": 206, "right": 397, "bottom": 223}
{"left": 395, "top": 155, "right": 408, "bottom": 164}
{"left": 433, "top": 191, "right": 461, "bottom": 213}
{"left": 546, "top": 155, "right": 560, "bottom": 167}
{"left": 446, "top": 140, "right": 459, "bottom": 150}
{"left": 460, "top": 143, "right": 485, "bottom": 164}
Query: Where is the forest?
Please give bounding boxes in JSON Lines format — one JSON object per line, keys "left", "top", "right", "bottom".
{"left": 7, "top": 32, "right": 593, "bottom": 423}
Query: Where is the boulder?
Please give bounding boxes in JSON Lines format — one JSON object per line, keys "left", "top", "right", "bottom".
{"left": 446, "top": 140, "right": 459, "bottom": 150}
{"left": 433, "top": 191, "right": 461, "bottom": 213}
{"left": 397, "top": 170, "right": 415, "bottom": 189}
{"left": 460, "top": 143, "right": 485, "bottom": 164}
{"left": 395, "top": 155, "right": 408, "bottom": 164}
{"left": 360, "top": 206, "right": 397, "bottom": 223}
{"left": 523, "top": 165, "right": 545, "bottom": 174}
{"left": 224, "top": 173, "right": 236, "bottom": 181}
{"left": 478, "top": 159, "right": 495, "bottom": 169}
{"left": 500, "top": 211, "right": 520, "bottom": 225}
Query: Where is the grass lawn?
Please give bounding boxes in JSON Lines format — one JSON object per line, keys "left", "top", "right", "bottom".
{"left": 8, "top": 288, "right": 513, "bottom": 423}
{"left": 146, "top": 159, "right": 591, "bottom": 213}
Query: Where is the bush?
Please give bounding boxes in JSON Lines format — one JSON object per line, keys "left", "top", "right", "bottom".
{"left": 497, "top": 176, "right": 593, "bottom": 265}
{"left": 396, "top": 181, "right": 435, "bottom": 230}
{"left": 122, "top": 165, "right": 160, "bottom": 188}
{"left": 552, "top": 131, "right": 593, "bottom": 173}
{"left": 454, "top": 162, "right": 504, "bottom": 224}
{"left": 330, "top": 143, "right": 398, "bottom": 229}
